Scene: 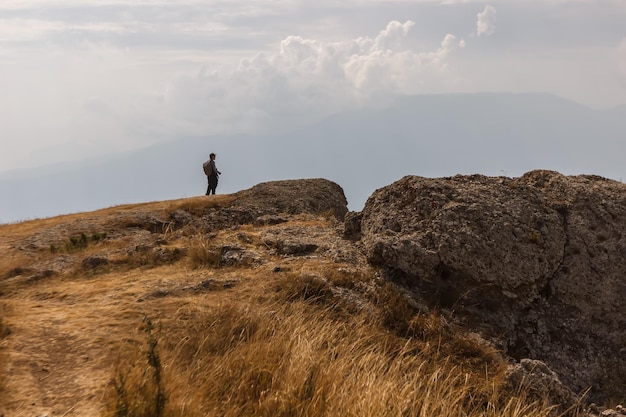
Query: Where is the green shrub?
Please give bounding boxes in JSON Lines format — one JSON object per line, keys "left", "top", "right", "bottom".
{"left": 51, "top": 232, "right": 107, "bottom": 253}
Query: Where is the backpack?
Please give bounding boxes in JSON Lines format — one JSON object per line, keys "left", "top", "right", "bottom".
{"left": 202, "top": 161, "right": 212, "bottom": 176}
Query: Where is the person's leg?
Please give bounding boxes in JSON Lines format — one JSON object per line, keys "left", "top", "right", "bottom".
{"left": 208, "top": 174, "right": 218, "bottom": 194}
{"left": 206, "top": 176, "right": 211, "bottom": 195}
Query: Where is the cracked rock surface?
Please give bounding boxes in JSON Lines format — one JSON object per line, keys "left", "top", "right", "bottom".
{"left": 358, "top": 169, "right": 626, "bottom": 402}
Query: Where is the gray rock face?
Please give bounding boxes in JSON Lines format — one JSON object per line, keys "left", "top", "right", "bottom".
{"left": 359, "top": 170, "right": 626, "bottom": 402}
{"left": 232, "top": 178, "right": 349, "bottom": 220}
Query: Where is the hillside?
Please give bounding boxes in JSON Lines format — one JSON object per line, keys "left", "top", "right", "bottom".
{"left": 0, "top": 177, "right": 621, "bottom": 416}
{"left": 2, "top": 92, "right": 626, "bottom": 224}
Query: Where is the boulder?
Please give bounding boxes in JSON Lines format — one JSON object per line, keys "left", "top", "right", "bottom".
{"left": 232, "top": 178, "right": 348, "bottom": 220}
{"left": 359, "top": 170, "right": 626, "bottom": 402}
{"left": 189, "top": 179, "right": 348, "bottom": 232}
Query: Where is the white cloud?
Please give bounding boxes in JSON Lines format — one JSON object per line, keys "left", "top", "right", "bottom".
{"left": 372, "top": 20, "right": 415, "bottom": 51}
{"left": 0, "top": 18, "right": 65, "bottom": 42}
{"left": 1, "top": 0, "right": 625, "bottom": 173}
{"left": 477, "top": 5, "right": 496, "bottom": 37}
{"left": 130, "top": 20, "right": 467, "bottom": 138}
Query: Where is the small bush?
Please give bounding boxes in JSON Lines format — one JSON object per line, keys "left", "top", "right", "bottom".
{"left": 187, "top": 235, "right": 222, "bottom": 268}
{"left": 51, "top": 232, "right": 107, "bottom": 253}
{"left": 104, "top": 317, "right": 167, "bottom": 417}
{"left": 275, "top": 273, "right": 335, "bottom": 304}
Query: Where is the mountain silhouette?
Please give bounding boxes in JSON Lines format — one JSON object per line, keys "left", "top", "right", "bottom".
{"left": 1, "top": 92, "right": 625, "bottom": 223}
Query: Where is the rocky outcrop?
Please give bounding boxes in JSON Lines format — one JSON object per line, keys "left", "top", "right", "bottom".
{"left": 232, "top": 178, "right": 349, "bottom": 220}
{"left": 4, "top": 179, "right": 350, "bottom": 288}
{"left": 163, "top": 179, "right": 349, "bottom": 234}
{"left": 358, "top": 170, "right": 626, "bottom": 402}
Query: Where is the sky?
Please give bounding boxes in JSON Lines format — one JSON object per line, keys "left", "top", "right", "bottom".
{"left": 1, "top": 0, "right": 625, "bottom": 173}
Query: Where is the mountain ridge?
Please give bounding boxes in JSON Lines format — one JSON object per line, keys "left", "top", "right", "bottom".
{"left": 2, "top": 92, "right": 625, "bottom": 223}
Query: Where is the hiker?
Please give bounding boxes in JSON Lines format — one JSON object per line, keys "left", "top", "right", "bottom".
{"left": 203, "top": 153, "right": 222, "bottom": 195}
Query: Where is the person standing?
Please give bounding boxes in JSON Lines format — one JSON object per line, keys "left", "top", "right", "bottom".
{"left": 203, "top": 153, "right": 222, "bottom": 195}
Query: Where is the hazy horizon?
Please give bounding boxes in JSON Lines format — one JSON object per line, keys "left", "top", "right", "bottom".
{"left": 1, "top": 0, "right": 625, "bottom": 173}
{"left": 2, "top": 91, "right": 626, "bottom": 224}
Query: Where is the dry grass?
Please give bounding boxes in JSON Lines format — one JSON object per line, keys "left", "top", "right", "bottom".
{"left": 0, "top": 252, "right": 33, "bottom": 282}
{"left": 187, "top": 233, "right": 223, "bottom": 268}
{"left": 0, "top": 306, "right": 9, "bottom": 404}
{"left": 99, "top": 267, "right": 574, "bottom": 417}
{"left": 102, "top": 294, "right": 564, "bottom": 417}
{"left": 0, "top": 196, "right": 585, "bottom": 417}
{"left": 166, "top": 195, "right": 236, "bottom": 215}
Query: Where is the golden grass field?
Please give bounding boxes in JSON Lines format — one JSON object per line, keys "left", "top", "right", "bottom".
{"left": 0, "top": 195, "right": 582, "bottom": 416}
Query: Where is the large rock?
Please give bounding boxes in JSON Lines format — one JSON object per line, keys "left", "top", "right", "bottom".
{"left": 232, "top": 178, "right": 349, "bottom": 220}
{"left": 187, "top": 179, "right": 349, "bottom": 232}
{"left": 359, "top": 170, "right": 626, "bottom": 402}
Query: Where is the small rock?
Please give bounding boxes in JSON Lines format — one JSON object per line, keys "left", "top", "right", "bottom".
{"left": 82, "top": 256, "right": 109, "bottom": 270}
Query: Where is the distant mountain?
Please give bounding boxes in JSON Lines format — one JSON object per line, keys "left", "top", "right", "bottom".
{"left": 1, "top": 92, "right": 625, "bottom": 223}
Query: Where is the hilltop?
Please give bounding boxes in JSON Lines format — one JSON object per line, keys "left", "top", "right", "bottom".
{"left": 2, "top": 92, "right": 626, "bottom": 224}
{"left": 0, "top": 175, "right": 624, "bottom": 417}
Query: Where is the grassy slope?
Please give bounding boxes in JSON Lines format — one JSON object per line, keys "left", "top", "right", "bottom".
{"left": 0, "top": 195, "right": 571, "bottom": 417}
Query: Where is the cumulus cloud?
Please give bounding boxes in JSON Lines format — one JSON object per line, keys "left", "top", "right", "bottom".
{"left": 147, "top": 20, "right": 466, "bottom": 137}
{"left": 2, "top": 0, "right": 626, "bottom": 175}
{"left": 477, "top": 5, "right": 496, "bottom": 37}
